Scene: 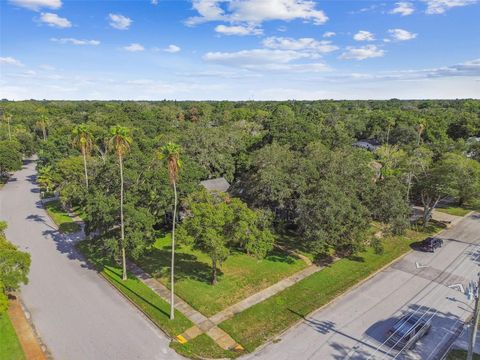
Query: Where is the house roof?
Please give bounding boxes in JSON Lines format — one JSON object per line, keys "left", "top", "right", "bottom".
{"left": 200, "top": 177, "right": 230, "bottom": 193}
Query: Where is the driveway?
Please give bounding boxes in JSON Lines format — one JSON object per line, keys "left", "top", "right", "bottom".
{"left": 246, "top": 214, "right": 480, "bottom": 360}
{"left": 0, "top": 159, "right": 183, "bottom": 360}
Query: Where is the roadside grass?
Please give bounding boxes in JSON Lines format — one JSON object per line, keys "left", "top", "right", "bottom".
{"left": 218, "top": 225, "right": 441, "bottom": 353}
{"left": 436, "top": 204, "right": 479, "bottom": 217}
{"left": 446, "top": 349, "right": 480, "bottom": 360}
{"left": 44, "top": 200, "right": 80, "bottom": 233}
{"left": 77, "top": 241, "right": 192, "bottom": 338}
{"left": 136, "top": 234, "right": 307, "bottom": 317}
{"left": 0, "top": 312, "right": 25, "bottom": 360}
{"left": 71, "top": 205, "right": 87, "bottom": 221}
{"left": 171, "top": 334, "right": 240, "bottom": 359}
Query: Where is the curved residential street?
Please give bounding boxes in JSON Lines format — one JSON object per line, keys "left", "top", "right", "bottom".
{"left": 0, "top": 159, "right": 183, "bottom": 360}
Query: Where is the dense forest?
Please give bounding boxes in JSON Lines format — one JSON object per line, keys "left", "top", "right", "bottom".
{"left": 1, "top": 99, "right": 479, "bottom": 283}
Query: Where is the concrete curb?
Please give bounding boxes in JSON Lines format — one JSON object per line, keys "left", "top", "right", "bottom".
{"left": 8, "top": 296, "right": 50, "bottom": 360}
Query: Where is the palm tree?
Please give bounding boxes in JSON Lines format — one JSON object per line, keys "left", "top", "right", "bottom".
{"left": 72, "top": 124, "right": 94, "bottom": 190}
{"left": 109, "top": 125, "right": 132, "bottom": 281}
{"left": 2, "top": 113, "right": 12, "bottom": 141}
{"left": 158, "top": 142, "right": 182, "bottom": 320}
{"left": 36, "top": 115, "right": 49, "bottom": 141}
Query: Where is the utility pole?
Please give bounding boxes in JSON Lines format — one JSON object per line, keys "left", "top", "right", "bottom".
{"left": 468, "top": 273, "right": 480, "bottom": 360}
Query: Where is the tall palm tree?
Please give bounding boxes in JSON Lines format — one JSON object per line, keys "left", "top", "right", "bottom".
{"left": 72, "top": 124, "right": 94, "bottom": 190}
{"left": 158, "top": 142, "right": 182, "bottom": 320}
{"left": 109, "top": 125, "right": 132, "bottom": 281}
{"left": 36, "top": 115, "right": 49, "bottom": 141}
{"left": 2, "top": 112, "right": 12, "bottom": 141}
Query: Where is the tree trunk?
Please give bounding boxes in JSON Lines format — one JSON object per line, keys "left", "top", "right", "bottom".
{"left": 82, "top": 147, "right": 89, "bottom": 190}
{"left": 212, "top": 257, "right": 217, "bottom": 285}
{"left": 42, "top": 127, "right": 47, "bottom": 141}
{"left": 120, "top": 155, "right": 127, "bottom": 281}
{"left": 406, "top": 172, "right": 412, "bottom": 203}
{"left": 170, "top": 181, "right": 177, "bottom": 320}
{"left": 7, "top": 118, "right": 11, "bottom": 141}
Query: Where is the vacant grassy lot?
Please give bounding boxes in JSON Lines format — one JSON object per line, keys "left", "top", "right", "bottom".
{"left": 218, "top": 226, "right": 440, "bottom": 353}
{"left": 0, "top": 312, "right": 25, "bottom": 360}
{"left": 136, "top": 234, "right": 307, "bottom": 317}
{"left": 44, "top": 200, "right": 80, "bottom": 233}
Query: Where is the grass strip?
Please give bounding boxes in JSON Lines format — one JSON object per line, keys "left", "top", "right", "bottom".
{"left": 170, "top": 334, "right": 240, "bottom": 359}
{"left": 44, "top": 200, "right": 80, "bottom": 233}
{"left": 0, "top": 312, "right": 25, "bottom": 360}
{"left": 219, "top": 226, "right": 439, "bottom": 353}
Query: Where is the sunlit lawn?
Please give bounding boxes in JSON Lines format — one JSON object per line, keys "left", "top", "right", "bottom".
{"left": 436, "top": 204, "right": 478, "bottom": 217}
{"left": 136, "top": 234, "right": 307, "bottom": 317}
{"left": 44, "top": 200, "right": 80, "bottom": 233}
{"left": 0, "top": 312, "right": 25, "bottom": 360}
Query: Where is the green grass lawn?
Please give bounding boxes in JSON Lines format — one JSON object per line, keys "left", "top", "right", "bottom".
{"left": 218, "top": 225, "right": 440, "bottom": 353}
{"left": 171, "top": 334, "right": 240, "bottom": 359}
{"left": 0, "top": 312, "right": 25, "bottom": 360}
{"left": 44, "top": 200, "right": 80, "bottom": 233}
{"left": 436, "top": 205, "right": 478, "bottom": 217}
{"left": 136, "top": 234, "right": 307, "bottom": 317}
{"left": 71, "top": 205, "right": 87, "bottom": 221}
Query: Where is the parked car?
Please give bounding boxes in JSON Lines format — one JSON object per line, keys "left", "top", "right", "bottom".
{"left": 386, "top": 313, "right": 431, "bottom": 350}
{"left": 419, "top": 237, "right": 444, "bottom": 252}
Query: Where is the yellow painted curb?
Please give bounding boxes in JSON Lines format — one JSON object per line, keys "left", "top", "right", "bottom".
{"left": 233, "top": 344, "right": 244, "bottom": 352}
{"left": 176, "top": 335, "right": 188, "bottom": 344}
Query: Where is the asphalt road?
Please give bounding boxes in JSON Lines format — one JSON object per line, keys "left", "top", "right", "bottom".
{"left": 246, "top": 213, "right": 480, "bottom": 360}
{"left": 0, "top": 159, "right": 183, "bottom": 360}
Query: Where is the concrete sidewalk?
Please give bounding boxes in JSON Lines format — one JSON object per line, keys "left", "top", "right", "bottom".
{"left": 127, "top": 262, "right": 243, "bottom": 351}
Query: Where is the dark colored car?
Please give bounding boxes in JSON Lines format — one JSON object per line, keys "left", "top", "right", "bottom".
{"left": 386, "top": 313, "right": 431, "bottom": 350}
{"left": 419, "top": 237, "right": 444, "bottom": 252}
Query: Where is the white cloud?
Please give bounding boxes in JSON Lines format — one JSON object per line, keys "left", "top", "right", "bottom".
{"left": 388, "top": 28, "right": 417, "bottom": 41}
{"left": 340, "top": 45, "right": 385, "bottom": 60}
{"left": 51, "top": 38, "right": 100, "bottom": 46}
{"left": 39, "top": 12, "right": 71, "bottom": 28}
{"left": 203, "top": 49, "right": 313, "bottom": 68}
{"left": 353, "top": 30, "right": 375, "bottom": 41}
{"left": 323, "top": 31, "right": 336, "bottom": 38}
{"left": 164, "top": 44, "right": 181, "bottom": 53}
{"left": 123, "top": 43, "right": 144, "bottom": 52}
{"left": 151, "top": 0, "right": 158, "bottom": 4}
{"left": 262, "top": 36, "right": 338, "bottom": 53}
{"left": 108, "top": 13, "right": 132, "bottom": 30}
{"left": 0, "top": 57, "right": 24, "bottom": 66}
{"left": 186, "top": 0, "right": 328, "bottom": 26}
{"left": 390, "top": 2, "right": 415, "bottom": 15}
{"left": 8, "top": 0, "right": 61, "bottom": 11}
{"left": 215, "top": 24, "right": 263, "bottom": 36}
{"left": 423, "top": 0, "right": 477, "bottom": 14}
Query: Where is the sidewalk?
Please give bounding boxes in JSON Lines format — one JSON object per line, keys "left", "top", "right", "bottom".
{"left": 8, "top": 297, "right": 48, "bottom": 360}
{"left": 127, "top": 262, "right": 243, "bottom": 351}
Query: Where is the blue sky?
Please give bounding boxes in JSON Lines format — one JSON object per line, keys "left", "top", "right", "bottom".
{"left": 1, "top": 0, "right": 479, "bottom": 100}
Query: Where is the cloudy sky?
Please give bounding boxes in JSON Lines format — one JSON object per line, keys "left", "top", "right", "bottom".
{"left": 0, "top": 0, "right": 479, "bottom": 100}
